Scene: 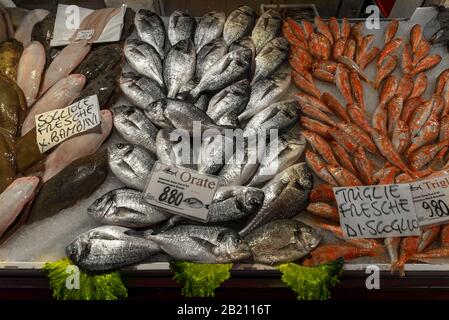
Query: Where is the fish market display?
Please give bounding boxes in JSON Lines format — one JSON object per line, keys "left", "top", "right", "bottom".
{"left": 3, "top": 5, "right": 449, "bottom": 277}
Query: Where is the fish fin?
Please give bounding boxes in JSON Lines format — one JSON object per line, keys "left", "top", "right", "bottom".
{"left": 125, "top": 228, "right": 154, "bottom": 239}
{"left": 189, "top": 236, "right": 217, "bottom": 253}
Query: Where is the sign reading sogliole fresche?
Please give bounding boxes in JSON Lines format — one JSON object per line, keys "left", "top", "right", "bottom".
{"left": 144, "top": 162, "right": 220, "bottom": 221}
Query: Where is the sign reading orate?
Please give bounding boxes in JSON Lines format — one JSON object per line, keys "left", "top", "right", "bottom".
{"left": 410, "top": 175, "right": 449, "bottom": 227}
{"left": 333, "top": 184, "right": 421, "bottom": 239}
{"left": 35, "top": 95, "right": 100, "bottom": 153}
{"left": 144, "top": 162, "right": 220, "bottom": 221}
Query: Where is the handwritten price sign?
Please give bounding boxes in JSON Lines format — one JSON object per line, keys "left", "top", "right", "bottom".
{"left": 35, "top": 95, "right": 100, "bottom": 153}
{"left": 333, "top": 184, "right": 421, "bottom": 239}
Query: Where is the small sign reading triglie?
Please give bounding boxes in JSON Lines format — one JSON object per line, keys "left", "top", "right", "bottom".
{"left": 35, "top": 95, "right": 100, "bottom": 153}
{"left": 144, "top": 162, "right": 220, "bottom": 221}
{"left": 333, "top": 184, "right": 421, "bottom": 239}
{"left": 410, "top": 175, "right": 449, "bottom": 227}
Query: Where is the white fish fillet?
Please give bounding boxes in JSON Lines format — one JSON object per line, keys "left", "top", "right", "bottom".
{"left": 42, "top": 110, "right": 113, "bottom": 182}
{"left": 39, "top": 40, "right": 91, "bottom": 95}
{"left": 14, "top": 9, "right": 50, "bottom": 46}
{"left": 21, "top": 74, "right": 86, "bottom": 136}
{"left": 0, "top": 176, "right": 40, "bottom": 237}
{"left": 17, "top": 41, "right": 46, "bottom": 107}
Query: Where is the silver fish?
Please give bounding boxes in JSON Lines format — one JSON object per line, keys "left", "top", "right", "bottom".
{"left": 229, "top": 36, "right": 256, "bottom": 68}
{"left": 147, "top": 225, "right": 252, "bottom": 263}
{"left": 238, "top": 69, "right": 291, "bottom": 121}
{"left": 112, "top": 105, "right": 159, "bottom": 154}
{"left": 218, "top": 140, "right": 263, "bottom": 187}
{"left": 198, "top": 134, "right": 235, "bottom": 174}
{"left": 239, "top": 163, "right": 313, "bottom": 237}
{"left": 194, "top": 11, "right": 226, "bottom": 52}
{"left": 156, "top": 129, "right": 197, "bottom": 169}
{"left": 161, "top": 186, "right": 265, "bottom": 230}
{"left": 248, "top": 129, "right": 305, "bottom": 187}
{"left": 253, "top": 37, "right": 289, "bottom": 83}
{"left": 88, "top": 188, "right": 171, "bottom": 228}
{"left": 119, "top": 72, "right": 165, "bottom": 110}
{"left": 145, "top": 98, "right": 227, "bottom": 134}
{"left": 190, "top": 48, "right": 252, "bottom": 99}
{"left": 195, "top": 94, "right": 211, "bottom": 112}
{"left": 244, "top": 220, "right": 321, "bottom": 265}
{"left": 243, "top": 101, "right": 299, "bottom": 137}
{"left": 207, "top": 79, "right": 250, "bottom": 127}
{"left": 108, "top": 144, "right": 157, "bottom": 191}
{"left": 134, "top": 9, "right": 166, "bottom": 58}
{"left": 251, "top": 9, "right": 282, "bottom": 54}
{"left": 168, "top": 10, "right": 196, "bottom": 46}
{"left": 196, "top": 38, "right": 228, "bottom": 80}
{"left": 124, "top": 39, "right": 164, "bottom": 88}
{"left": 223, "top": 6, "right": 256, "bottom": 45}
{"left": 66, "top": 226, "right": 160, "bottom": 272}
{"left": 163, "top": 39, "right": 196, "bottom": 98}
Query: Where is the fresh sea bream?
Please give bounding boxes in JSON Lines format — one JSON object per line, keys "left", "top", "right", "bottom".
{"left": 160, "top": 186, "right": 265, "bottom": 230}
{"left": 16, "top": 41, "right": 46, "bottom": 107}
{"left": 168, "top": 10, "right": 196, "bottom": 46}
{"left": 244, "top": 220, "right": 321, "bottom": 265}
{"left": 223, "top": 6, "right": 256, "bottom": 45}
{"left": 251, "top": 9, "right": 282, "bottom": 54}
{"left": 253, "top": 37, "right": 289, "bottom": 83}
{"left": 238, "top": 70, "right": 291, "bottom": 121}
{"left": 124, "top": 39, "right": 164, "bottom": 88}
{"left": 196, "top": 38, "right": 228, "bottom": 80}
{"left": 21, "top": 74, "right": 86, "bottom": 136}
{"left": 119, "top": 72, "right": 165, "bottom": 110}
{"left": 194, "top": 11, "right": 226, "bottom": 52}
{"left": 190, "top": 48, "right": 252, "bottom": 99}
{"left": 42, "top": 110, "right": 113, "bottom": 182}
{"left": 198, "top": 134, "right": 235, "bottom": 174}
{"left": 0, "top": 176, "right": 40, "bottom": 237}
{"left": 145, "top": 98, "right": 227, "bottom": 134}
{"left": 66, "top": 226, "right": 160, "bottom": 272}
{"left": 239, "top": 163, "right": 313, "bottom": 237}
{"left": 163, "top": 39, "right": 196, "bottom": 98}
{"left": 155, "top": 129, "right": 195, "bottom": 169}
{"left": 134, "top": 9, "right": 166, "bottom": 58}
{"left": 206, "top": 79, "right": 250, "bottom": 127}
{"left": 243, "top": 101, "right": 299, "bottom": 137}
{"left": 146, "top": 225, "right": 252, "bottom": 263}
{"left": 218, "top": 140, "right": 262, "bottom": 187}
{"left": 88, "top": 188, "right": 171, "bottom": 228}
{"left": 248, "top": 129, "right": 306, "bottom": 186}
{"left": 229, "top": 36, "right": 256, "bottom": 66}
{"left": 112, "top": 105, "right": 159, "bottom": 154}
{"left": 108, "top": 144, "right": 157, "bottom": 191}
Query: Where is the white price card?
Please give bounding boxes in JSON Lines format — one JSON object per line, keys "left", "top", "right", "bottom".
{"left": 35, "top": 95, "right": 100, "bottom": 153}
{"left": 144, "top": 162, "right": 220, "bottom": 221}
{"left": 333, "top": 184, "right": 421, "bottom": 239}
{"left": 410, "top": 175, "right": 449, "bottom": 227}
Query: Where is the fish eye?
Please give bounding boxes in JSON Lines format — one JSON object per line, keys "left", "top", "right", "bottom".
{"left": 116, "top": 144, "right": 126, "bottom": 149}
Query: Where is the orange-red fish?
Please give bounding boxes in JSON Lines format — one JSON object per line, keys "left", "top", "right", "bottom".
{"left": 328, "top": 127, "right": 359, "bottom": 154}
{"left": 328, "top": 17, "right": 340, "bottom": 42}
{"left": 343, "top": 38, "right": 356, "bottom": 60}
{"left": 299, "top": 104, "right": 336, "bottom": 127}
{"left": 410, "top": 24, "right": 423, "bottom": 54}
{"left": 292, "top": 71, "right": 321, "bottom": 99}
{"left": 309, "top": 183, "right": 336, "bottom": 202}
{"left": 387, "top": 96, "right": 404, "bottom": 135}
{"left": 375, "top": 55, "right": 398, "bottom": 89}
{"left": 315, "top": 16, "right": 334, "bottom": 44}
{"left": 305, "top": 149, "right": 338, "bottom": 186}
{"left": 349, "top": 71, "right": 365, "bottom": 112}
{"left": 372, "top": 103, "right": 388, "bottom": 135}
{"left": 401, "top": 44, "right": 413, "bottom": 74}
{"left": 353, "top": 146, "right": 375, "bottom": 185}
{"left": 327, "top": 164, "right": 363, "bottom": 187}
{"left": 347, "top": 103, "right": 372, "bottom": 134}
{"left": 385, "top": 19, "right": 399, "bottom": 44}
{"left": 359, "top": 47, "right": 380, "bottom": 70}
{"left": 396, "top": 74, "right": 414, "bottom": 100}
{"left": 300, "top": 116, "right": 332, "bottom": 139}
{"left": 309, "top": 32, "right": 331, "bottom": 61}
{"left": 377, "top": 38, "right": 402, "bottom": 67}
{"left": 303, "top": 130, "right": 338, "bottom": 164}
{"left": 411, "top": 54, "right": 442, "bottom": 75}
{"left": 321, "top": 92, "right": 351, "bottom": 122}
{"left": 391, "top": 119, "right": 411, "bottom": 154}
{"left": 331, "top": 140, "right": 357, "bottom": 174}
{"left": 409, "top": 73, "right": 428, "bottom": 99}
{"left": 311, "top": 68, "right": 335, "bottom": 83}
{"left": 401, "top": 97, "right": 423, "bottom": 123}
{"left": 412, "top": 39, "right": 430, "bottom": 66}
{"left": 336, "top": 122, "right": 377, "bottom": 154}
{"left": 379, "top": 75, "right": 399, "bottom": 105}
{"left": 335, "top": 64, "right": 353, "bottom": 104}
{"left": 306, "top": 202, "right": 340, "bottom": 222}
{"left": 303, "top": 244, "right": 382, "bottom": 267}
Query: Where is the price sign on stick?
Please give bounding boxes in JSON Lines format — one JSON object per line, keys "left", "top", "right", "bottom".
{"left": 333, "top": 184, "right": 421, "bottom": 239}
{"left": 410, "top": 175, "right": 449, "bottom": 227}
